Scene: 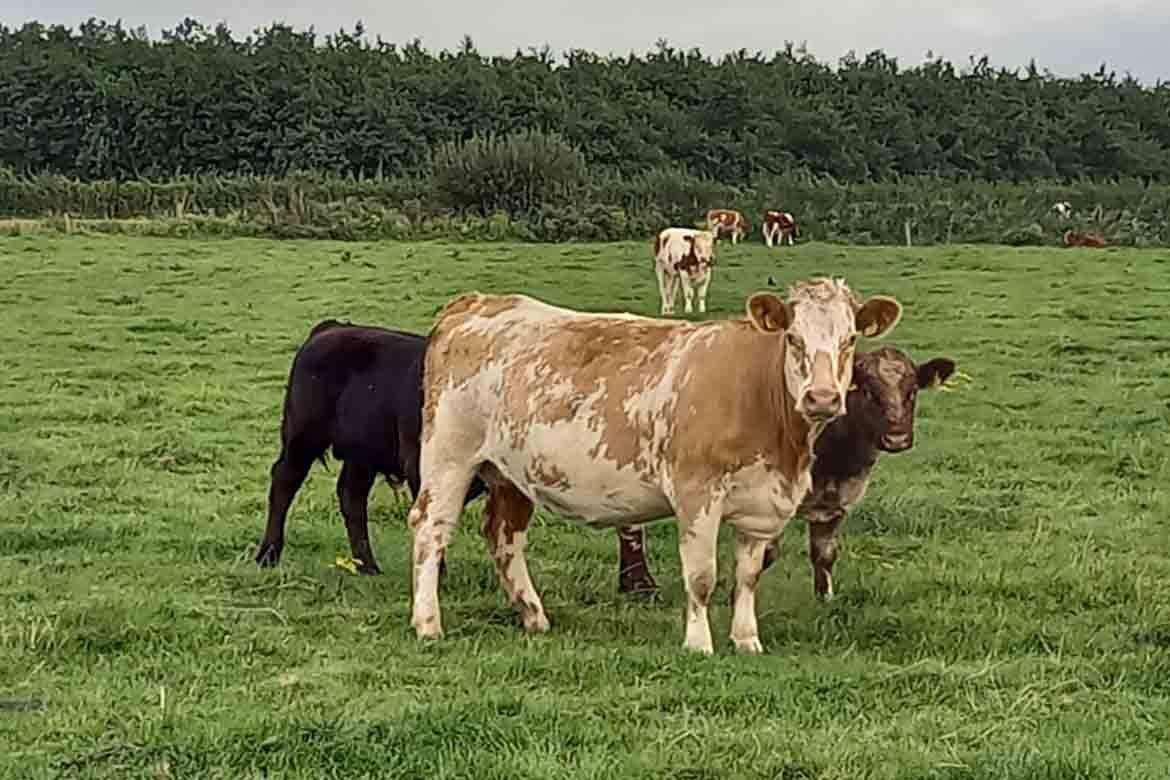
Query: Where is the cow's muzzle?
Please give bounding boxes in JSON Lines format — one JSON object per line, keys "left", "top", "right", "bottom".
{"left": 800, "top": 387, "right": 844, "bottom": 421}
{"left": 879, "top": 431, "right": 913, "bottom": 452}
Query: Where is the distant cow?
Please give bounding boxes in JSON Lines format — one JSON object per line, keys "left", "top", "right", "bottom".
{"left": 1062, "top": 230, "right": 1107, "bottom": 248}
{"left": 653, "top": 227, "right": 716, "bottom": 315}
{"left": 1052, "top": 201, "right": 1073, "bottom": 220}
{"left": 616, "top": 346, "right": 957, "bottom": 600}
{"left": 255, "top": 320, "right": 485, "bottom": 575}
{"left": 407, "top": 279, "right": 903, "bottom": 654}
{"left": 763, "top": 211, "right": 798, "bottom": 247}
{"left": 705, "top": 209, "right": 748, "bottom": 244}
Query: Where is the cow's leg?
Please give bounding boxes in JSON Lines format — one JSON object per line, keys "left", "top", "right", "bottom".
{"left": 655, "top": 264, "right": 672, "bottom": 315}
{"left": 695, "top": 272, "right": 711, "bottom": 314}
{"left": 680, "top": 274, "right": 696, "bottom": 314}
{"left": 617, "top": 526, "right": 658, "bottom": 596}
{"left": 808, "top": 513, "right": 846, "bottom": 601}
{"left": 677, "top": 496, "right": 723, "bottom": 654}
{"left": 481, "top": 482, "right": 549, "bottom": 633}
{"left": 337, "top": 461, "right": 380, "bottom": 575}
{"left": 255, "top": 447, "right": 315, "bottom": 567}
{"left": 409, "top": 463, "right": 478, "bottom": 639}
{"left": 730, "top": 530, "right": 769, "bottom": 654}
{"left": 664, "top": 272, "right": 680, "bottom": 315}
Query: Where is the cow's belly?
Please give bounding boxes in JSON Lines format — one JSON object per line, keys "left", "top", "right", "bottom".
{"left": 483, "top": 424, "right": 672, "bottom": 528}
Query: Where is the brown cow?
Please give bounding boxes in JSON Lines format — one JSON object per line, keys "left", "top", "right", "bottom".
{"left": 705, "top": 209, "right": 748, "bottom": 244}
{"left": 407, "top": 279, "right": 902, "bottom": 654}
{"left": 616, "top": 346, "right": 956, "bottom": 600}
{"left": 763, "top": 211, "right": 798, "bottom": 248}
{"left": 1061, "top": 230, "right": 1107, "bottom": 248}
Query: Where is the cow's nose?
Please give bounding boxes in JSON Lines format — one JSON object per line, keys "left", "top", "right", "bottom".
{"left": 802, "top": 388, "right": 843, "bottom": 419}
{"left": 880, "top": 432, "right": 913, "bottom": 451}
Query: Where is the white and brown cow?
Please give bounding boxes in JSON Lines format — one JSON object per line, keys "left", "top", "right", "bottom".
{"left": 705, "top": 209, "right": 747, "bottom": 244}
{"left": 763, "top": 211, "right": 798, "bottom": 248}
{"left": 653, "top": 227, "right": 716, "bottom": 315}
{"left": 407, "top": 279, "right": 903, "bottom": 654}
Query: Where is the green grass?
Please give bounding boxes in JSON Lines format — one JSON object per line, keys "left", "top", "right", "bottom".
{"left": 2, "top": 235, "right": 1170, "bottom": 779}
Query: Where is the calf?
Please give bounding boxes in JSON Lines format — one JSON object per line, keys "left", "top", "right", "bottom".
{"left": 255, "top": 320, "right": 485, "bottom": 574}
{"left": 616, "top": 346, "right": 956, "bottom": 601}
{"left": 653, "top": 227, "right": 716, "bottom": 315}
{"left": 705, "top": 209, "right": 748, "bottom": 244}
{"left": 408, "top": 279, "right": 903, "bottom": 653}
{"left": 763, "top": 211, "right": 798, "bottom": 247}
{"left": 1062, "top": 230, "right": 1107, "bottom": 248}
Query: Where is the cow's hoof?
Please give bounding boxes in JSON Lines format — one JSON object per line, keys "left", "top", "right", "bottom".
{"left": 619, "top": 576, "right": 659, "bottom": 600}
{"left": 413, "top": 616, "right": 444, "bottom": 640}
{"left": 521, "top": 611, "right": 551, "bottom": 634}
{"left": 254, "top": 541, "right": 281, "bottom": 568}
{"left": 733, "top": 636, "right": 764, "bottom": 655}
{"left": 683, "top": 640, "right": 715, "bottom": 656}
{"left": 357, "top": 562, "right": 382, "bottom": 576}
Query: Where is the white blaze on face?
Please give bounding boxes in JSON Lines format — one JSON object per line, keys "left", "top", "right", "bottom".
{"left": 784, "top": 296, "right": 856, "bottom": 418}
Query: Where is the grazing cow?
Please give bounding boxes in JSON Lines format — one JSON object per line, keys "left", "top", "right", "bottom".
{"left": 763, "top": 211, "right": 798, "bottom": 248}
{"left": 1062, "top": 230, "right": 1107, "bottom": 248}
{"left": 653, "top": 227, "right": 716, "bottom": 315}
{"left": 616, "top": 346, "right": 957, "bottom": 600}
{"left": 705, "top": 209, "right": 748, "bottom": 244}
{"left": 1052, "top": 201, "right": 1073, "bottom": 220}
{"left": 407, "top": 279, "right": 903, "bottom": 654}
{"left": 255, "top": 320, "right": 485, "bottom": 575}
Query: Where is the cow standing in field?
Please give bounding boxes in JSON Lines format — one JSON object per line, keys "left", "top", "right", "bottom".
{"left": 254, "top": 320, "right": 485, "bottom": 575}
{"left": 763, "top": 211, "right": 798, "bottom": 247}
{"left": 705, "top": 209, "right": 748, "bottom": 244}
{"left": 616, "top": 346, "right": 957, "bottom": 600}
{"left": 407, "top": 279, "right": 903, "bottom": 654}
{"left": 654, "top": 227, "right": 716, "bottom": 315}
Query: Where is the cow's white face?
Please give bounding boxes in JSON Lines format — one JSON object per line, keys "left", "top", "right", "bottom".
{"left": 747, "top": 281, "right": 902, "bottom": 423}
{"left": 692, "top": 231, "right": 715, "bottom": 260}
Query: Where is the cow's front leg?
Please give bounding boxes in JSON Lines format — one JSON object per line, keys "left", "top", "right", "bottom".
{"left": 680, "top": 275, "right": 696, "bottom": 314}
{"left": 677, "top": 498, "right": 722, "bottom": 654}
{"left": 482, "top": 482, "right": 549, "bottom": 633}
{"left": 695, "top": 272, "right": 711, "bottom": 314}
{"left": 808, "top": 513, "right": 846, "bottom": 601}
{"left": 654, "top": 264, "right": 672, "bottom": 315}
{"left": 730, "top": 531, "right": 769, "bottom": 654}
{"left": 617, "top": 526, "right": 658, "bottom": 596}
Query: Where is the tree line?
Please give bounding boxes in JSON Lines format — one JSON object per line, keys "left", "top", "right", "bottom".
{"left": 2, "top": 17, "right": 1169, "bottom": 184}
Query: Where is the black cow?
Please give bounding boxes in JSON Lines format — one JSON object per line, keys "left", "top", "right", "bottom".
{"left": 254, "top": 320, "right": 486, "bottom": 574}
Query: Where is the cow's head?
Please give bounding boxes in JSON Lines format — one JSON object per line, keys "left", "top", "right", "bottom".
{"left": 747, "top": 278, "right": 902, "bottom": 423}
{"left": 691, "top": 230, "right": 716, "bottom": 262}
{"left": 849, "top": 347, "right": 956, "bottom": 452}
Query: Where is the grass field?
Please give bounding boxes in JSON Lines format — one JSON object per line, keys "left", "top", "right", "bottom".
{"left": 2, "top": 235, "right": 1170, "bottom": 779}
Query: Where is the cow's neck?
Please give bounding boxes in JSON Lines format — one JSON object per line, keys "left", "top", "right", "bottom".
{"left": 812, "top": 399, "right": 881, "bottom": 482}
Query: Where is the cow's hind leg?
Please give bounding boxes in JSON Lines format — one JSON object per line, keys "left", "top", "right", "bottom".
{"left": 481, "top": 481, "right": 549, "bottom": 633}
{"left": 338, "top": 461, "right": 380, "bottom": 575}
{"left": 808, "top": 513, "right": 846, "bottom": 601}
{"left": 255, "top": 445, "right": 316, "bottom": 568}
{"left": 654, "top": 264, "right": 672, "bottom": 315}
{"left": 408, "top": 463, "right": 478, "bottom": 639}
{"left": 617, "top": 526, "right": 658, "bottom": 597}
{"left": 695, "top": 272, "right": 711, "bottom": 314}
{"left": 730, "top": 530, "right": 769, "bottom": 654}
{"left": 680, "top": 274, "right": 696, "bottom": 314}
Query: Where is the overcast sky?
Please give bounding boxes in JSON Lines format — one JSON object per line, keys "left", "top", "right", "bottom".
{"left": 4, "top": 0, "right": 1168, "bottom": 84}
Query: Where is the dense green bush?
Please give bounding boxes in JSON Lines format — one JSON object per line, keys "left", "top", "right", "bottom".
{"left": 430, "top": 130, "right": 588, "bottom": 216}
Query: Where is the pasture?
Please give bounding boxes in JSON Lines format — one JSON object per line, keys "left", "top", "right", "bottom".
{"left": 2, "top": 234, "right": 1170, "bottom": 778}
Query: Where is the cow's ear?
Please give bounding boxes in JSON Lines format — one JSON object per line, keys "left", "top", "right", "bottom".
{"left": 856, "top": 296, "right": 902, "bottom": 339}
{"left": 918, "top": 358, "right": 956, "bottom": 389}
{"left": 747, "top": 292, "right": 791, "bottom": 333}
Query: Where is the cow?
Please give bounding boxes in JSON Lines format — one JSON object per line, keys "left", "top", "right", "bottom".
{"left": 763, "top": 211, "right": 798, "bottom": 248}
{"left": 254, "top": 319, "right": 485, "bottom": 575}
{"left": 615, "top": 346, "right": 957, "bottom": 601}
{"left": 1062, "top": 230, "right": 1107, "bottom": 248}
{"left": 406, "top": 278, "right": 903, "bottom": 654}
{"left": 1052, "top": 201, "right": 1073, "bottom": 220}
{"left": 653, "top": 227, "right": 716, "bottom": 315}
{"left": 705, "top": 209, "right": 748, "bottom": 244}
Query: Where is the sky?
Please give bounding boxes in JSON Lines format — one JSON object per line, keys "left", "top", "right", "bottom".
{"left": 4, "top": 0, "right": 1169, "bottom": 84}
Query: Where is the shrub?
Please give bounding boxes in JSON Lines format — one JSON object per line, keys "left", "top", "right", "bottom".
{"left": 429, "top": 130, "right": 588, "bottom": 216}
